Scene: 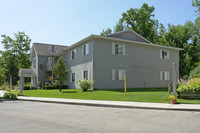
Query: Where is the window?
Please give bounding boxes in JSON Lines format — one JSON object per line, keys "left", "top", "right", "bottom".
{"left": 71, "top": 49, "right": 76, "bottom": 60}
{"left": 112, "top": 69, "right": 126, "bottom": 80}
{"left": 83, "top": 43, "right": 89, "bottom": 55}
{"left": 160, "top": 50, "right": 169, "bottom": 59}
{"left": 71, "top": 72, "right": 76, "bottom": 82}
{"left": 160, "top": 71, "right": 169, "bottom": 80}
{"left": 83, "top": 70, "right": 89, "bottom": 79}
{"left": 112, "top": 43, "right": 126, "bottom": 55}
{"left": 48, "top": 57, "right": 54, "bottom": 62}
{"left": 39, "top": 64, "right": 43, "bottom": 70}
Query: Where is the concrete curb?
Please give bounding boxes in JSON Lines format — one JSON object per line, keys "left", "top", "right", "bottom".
{"left": 17, "top": 96, "right": 200, "bottom": 112}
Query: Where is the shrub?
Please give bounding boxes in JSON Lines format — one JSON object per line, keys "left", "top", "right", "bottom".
{"left": 3, "top": 91, "right": 17, "bottom": 100}
{"left": 189, "top": 66, "right": 200, "bottom": 79}
{"left": 3, "top": 92, "right": 10, "bottom": 99}
{"left": 78, "top": 79, "right": 94, "bottom": 92}
{"left": 177, "top": 78, "right": 200, "bottom": 93}
{"left": 24, "top": 85, "right": 31, "bottom": 90}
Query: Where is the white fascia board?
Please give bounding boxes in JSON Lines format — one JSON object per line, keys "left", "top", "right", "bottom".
{"left": 93, "top": 35, "right": 183, "bottom": 51}
{"left": 56, "top": 34, "right": 183, "bottom": 55}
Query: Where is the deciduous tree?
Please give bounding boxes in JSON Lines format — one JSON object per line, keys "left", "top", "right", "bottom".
{"left": 53, "top": 57, "right": 70, "bottom": 92}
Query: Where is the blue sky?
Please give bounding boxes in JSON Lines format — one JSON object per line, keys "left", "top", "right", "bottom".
{"left": 0, "top": 0, "right": 197, "bottom": 51}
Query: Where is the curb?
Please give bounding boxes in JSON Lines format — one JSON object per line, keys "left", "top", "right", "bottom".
{"left": 17, "top": 97, "right": 200, "bottom": 112}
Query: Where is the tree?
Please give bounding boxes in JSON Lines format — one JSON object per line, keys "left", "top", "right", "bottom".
{"left": 0, "top": 51, "right": 19, "bottom": 85}
{"left": 53, "top": 57, "right": 70, "bottom": 92}
{"left": 0, "top": 31, "right": 31, "bottom": 85}
{"left": 0, "top": 67, "right": 3, "bottom": 87}
{"left": 1, "top": 31, "right": 31, "bottom": 68}
{"left": 189, "top": 65, "right": 200, "bottom": 79}
{"left": 192, "top": 0, "right": 200, "bottom": 16}
{"left": 114, "top": 20, "right": 130, "bottom": 33}
{"left": 100, "top": 28, "right": 112, "bottom": 36}
{"left": 120, "top": 3, "right": 159, "bottom": 43}
{"left": 100, "top": 3, "right": 160, "bottom": 43}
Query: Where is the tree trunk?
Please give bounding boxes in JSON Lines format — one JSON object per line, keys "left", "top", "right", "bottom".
{"left": 59, "top": 85, "right": 61, "bottom": 92}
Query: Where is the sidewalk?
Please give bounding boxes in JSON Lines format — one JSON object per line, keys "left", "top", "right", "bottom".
{"left": 17, "top": 96, "right": 200, "bottom": 112}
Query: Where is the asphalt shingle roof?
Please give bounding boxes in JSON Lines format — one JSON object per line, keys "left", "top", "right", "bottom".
{"left": 33, "top": 43, "right": 68, "bottom": 56}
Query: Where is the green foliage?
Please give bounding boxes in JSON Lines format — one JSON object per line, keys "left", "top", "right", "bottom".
{"left": 177, "top": 78, "right": 200, "bottom": 93}
{"left": 0, "top": 67, "right": 4, "bottom": 86}
{"left": 100, "top": 28, "right": 112, "bottom": 36}
{"left": 192, "top": 0, "right": 200, "bottom": 15}
{"left": 3, "top": 91, "right": 17, "bottom": 99}
{"left": 78, "top": 78, "right": 94, "bottom": 92}
{"left": 120, "top": 3, "right": 159, "bottom": 43}
{"left": 164, "top": 23, "right": 200, "bottom": 77}
{"left": 53, "top": 57, "right": 70, "bottom": 92}
{"left": 0, "top": 31, "right": 31, "bottom": 85}
{"left": 189, "top": 66, "right": 200, "bottom": 79}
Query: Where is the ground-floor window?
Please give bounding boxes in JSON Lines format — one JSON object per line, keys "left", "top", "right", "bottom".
{"left": 71, "top": 72, "right": 76, "bottom": 82}
{"left": 160, "top": 71, "right": 169, "bottom": 80}
{"left": 83, "top": 70, "right": 89, "bottom": 79}
{"left": 112, "top": 69, "right": 126, "bottom": 80}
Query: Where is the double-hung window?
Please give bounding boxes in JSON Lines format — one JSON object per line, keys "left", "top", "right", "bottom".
{"left": 160, "top": 50, "right": 169, "bottom": 59}
{"left": 71, "top": 49, "right": 76, "bottom": 60}
{"left": 160, "top": 71, "right": 169, "bottom": 80}
{"left": 83, "top": 43, "right": 89, "bottom": 55}
{"left": 71, "top": 72, "right": 76, "bottom": 82}
{"left": 112, "top": 69, "right": 126, "bottom": 80}
{"left": 112, "top": 43, "right": 126, "bottom": 55}
{"left": 83, "top": 70, "right": 89, "bottom": 79}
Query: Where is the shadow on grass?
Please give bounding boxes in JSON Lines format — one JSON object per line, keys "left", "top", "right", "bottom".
{"left": 99, "top": 88, "right": 168, "bottom": 93}
{"left": 61, "top": 91, "right": 77, "bottom": 93}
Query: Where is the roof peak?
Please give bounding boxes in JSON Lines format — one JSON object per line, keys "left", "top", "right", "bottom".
{"left": 105, "top": 30, "right": 152, "bottom": 44}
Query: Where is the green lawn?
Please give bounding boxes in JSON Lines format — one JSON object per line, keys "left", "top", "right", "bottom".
{"left": 17, "top": 88, "right": 200, "bottom": 104}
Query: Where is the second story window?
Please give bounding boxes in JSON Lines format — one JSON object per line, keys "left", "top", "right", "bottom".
{"left": 83, "top": 43, "right": 89, "bottom": 55}
{"left": 71, "top": 49, "right": 76, "bottom": 60}
{"left": 112, "top": 43, "right": 126, "bottom": 55}
{"left": 160, "top": 50, "right": 169, "bottom": 59}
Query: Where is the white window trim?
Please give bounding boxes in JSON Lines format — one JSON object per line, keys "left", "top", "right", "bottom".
{"left": 71, "top": 72, "right": 76, "bottom": 82}
{"left": 82, "top": 69, "right": 89, "bottom": 80}
{"left": 71, "top": 49, "right": 76, "bottom": 60}
{"left": 112, "top": 43, "right": 126, "bottom": 55}
{"left": 160, "top": 49, "right": 169, "bottom": 59}
{"left": 160, "top": 71, "right": 170, "bottom": 80}
{"left": 112, "top": 69, "right": 126, "bottom": 80}
{"left": 82, "top": 43, "right": 89, "bottom": 56}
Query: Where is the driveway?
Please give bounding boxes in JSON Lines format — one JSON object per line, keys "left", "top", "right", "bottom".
{"left": 1, "top": 100, "right": 200, "bottom": 133}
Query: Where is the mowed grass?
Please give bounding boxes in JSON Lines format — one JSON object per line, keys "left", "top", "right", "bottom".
{"left": 17, "top": 88, "right": 200, "bottom": 104}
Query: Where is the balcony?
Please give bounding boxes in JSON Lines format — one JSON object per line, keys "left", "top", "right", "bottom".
{"left": 46, "top": 61, "right": 53, "bottom": 71}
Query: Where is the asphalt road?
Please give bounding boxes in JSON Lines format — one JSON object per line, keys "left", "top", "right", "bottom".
{"left": 0, "top": 100, "right": 200, "bottom": 133}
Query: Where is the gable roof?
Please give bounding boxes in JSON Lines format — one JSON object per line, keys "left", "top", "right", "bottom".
{"left": 54, "top": 34, "right": 182, "bottom": 57}
{"left": 105, "top": 30, "right": 152, "bottom": 44}
{"left": 32, "top": 43, "right": 68, "bottom": 56}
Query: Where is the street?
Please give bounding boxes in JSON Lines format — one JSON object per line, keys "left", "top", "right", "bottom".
{"left": 0, "top": 100, "right": 200, "bottom": 133}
